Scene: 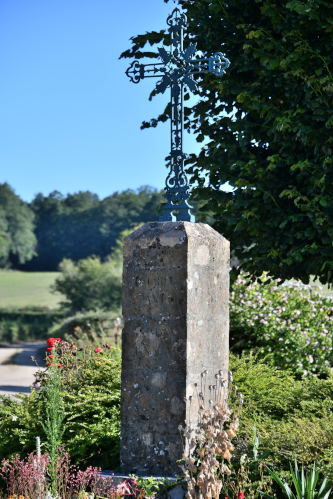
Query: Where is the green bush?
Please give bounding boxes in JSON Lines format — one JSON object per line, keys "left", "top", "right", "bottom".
{"left": 51, "top": 226, "right": 139, "bottom": 313}
{"left": 0, "top": 307, "right": 65, "bottom": 344}
{"left": 0, "top": 340, "right": 121, "bottom": 471}
{"left": 230, "top": 353, "right": 333, "bottom": 481}
{"left": 230, "top": 272, "right": 333, "bottom": 377}
{"left": 52, "top": 256, "right": 122, "bottom": 313}
{"left": 2, "top": 349, "right": 333, "bottom": 479}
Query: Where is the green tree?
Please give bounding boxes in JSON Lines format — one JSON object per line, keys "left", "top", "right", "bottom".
{"left": 121, "top": 0, "right": 333, "bottom": 284}
{"left": 0, "top": 183, "right": 37, "bottom": 268}
{"left": 24, "top": 186, "right": 164, "bottom": 271}
{"left": 51, "top": 227, "right": 140, "bottom": 312}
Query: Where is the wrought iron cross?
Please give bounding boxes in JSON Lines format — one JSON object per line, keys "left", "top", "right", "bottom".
{"left": 126, "top": 8, "right": 230, "bottom": 222}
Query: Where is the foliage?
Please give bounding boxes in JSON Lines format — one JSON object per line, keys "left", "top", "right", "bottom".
{"left": 229, "top": 353, "right": 333, "bottom": 480}
{"left": 51, "top": 226, "right": 138, "bottom": 313}
{"left": 2, "top": 347, "right": 333, "bottom": 483}
{"left": 259, "top": 460, "right": 332, "bottom": 499}
{"left": 52, "top": 256, "right": 122, "bottom": 313}
{"left": 222, "top": 423, "right": 275, "bottom": 499}
{"left": 41, "top": 346, "right": 66, "bottom": 496}
{"left": 0, "top": 308, "right": 65, "bottom": 344}
{"left": 21, "top": 186, "right": 163, "bottom": 271}
{"left": 0, "top": 337, "right": 121, "bottom": 471}
{"left": 0, "top": 452, "right": 50, "bottom": 499}
{"left": 121, "top": 0, "right": 333, "bottom": 285}
{"left": 0, "top": 183, "right": 37, "bottom": 268}
{"left": 0, "top": 449, "right": 106, "bottom": 499}
{"left": 130, "top": 475, "right": 171, "bottom": 498}
{"left": 230, "top": 272, "right": 333, "bottom": 377}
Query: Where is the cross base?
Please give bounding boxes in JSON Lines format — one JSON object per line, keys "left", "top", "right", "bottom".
{"left": 159, "top": 188, "right": 192, "bottom": 222}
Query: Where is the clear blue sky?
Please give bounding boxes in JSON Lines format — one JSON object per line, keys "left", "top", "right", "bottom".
{"left": 0, "top": 0, "right": 219, "bottom": 203}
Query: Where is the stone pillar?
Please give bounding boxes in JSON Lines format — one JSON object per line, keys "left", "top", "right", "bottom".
{"left": 120, "top": 222, "right": 229, "bottom": 476}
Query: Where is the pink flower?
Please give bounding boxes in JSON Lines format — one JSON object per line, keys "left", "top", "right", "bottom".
{"left": 308, "top": 355, "right": 314, "bottom": 364}
{"left": 94, "top": 347, "right": 102, "bottom": 353}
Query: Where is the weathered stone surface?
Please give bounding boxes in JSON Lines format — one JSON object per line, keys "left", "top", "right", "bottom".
{"left": 121, "top": 221, "right": 229, "bottom": 476}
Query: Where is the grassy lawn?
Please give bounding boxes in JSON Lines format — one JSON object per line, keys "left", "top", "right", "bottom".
{"left": 0, "top": 271, "right": 63, "bottom": 309}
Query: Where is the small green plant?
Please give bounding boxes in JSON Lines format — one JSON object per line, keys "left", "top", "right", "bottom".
{"left": 259, "top": 461, "right": 332, "bottom": 499}
{"left": 130, "top": 475, "right": 171, "bottom": 498}
{"left": 41, "top": 339, "right": 66, "bottom": 496}
{"left": 222, "top": 418, "right": 273, "bottom": 499}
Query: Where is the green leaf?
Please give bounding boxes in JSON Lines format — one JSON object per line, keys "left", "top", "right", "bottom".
{"left": 269, "top": 59, "right": 279, "bottom": 70}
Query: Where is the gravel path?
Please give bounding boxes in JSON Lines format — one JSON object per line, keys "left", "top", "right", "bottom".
{"left": 0, "top": 342, "right": 46, "bottom": 399}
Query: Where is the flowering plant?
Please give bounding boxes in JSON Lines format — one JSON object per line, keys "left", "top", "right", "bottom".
{"left": 31, "top": 336, "right": 121, "bottom": 470}
{"left": 0, "top": 452, "right": 49, "bottom": 499}
{"left": 230, "top": 272, "right": 333, "bottom": 377}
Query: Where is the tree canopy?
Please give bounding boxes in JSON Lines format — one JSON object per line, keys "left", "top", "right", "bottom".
{"left": 0, "top": 183, "right": 37, "bottom": 268}
{"left": 21, "top": 186, "right": 163, "bottom": 271}
{"left": 121, "top": 0, "right": 333, "bottom": 284}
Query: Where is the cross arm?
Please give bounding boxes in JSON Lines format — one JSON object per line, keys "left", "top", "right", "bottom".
{"left": 188, "top": 52, "right": 230, "bottom": 77}
{"left": 125, "top": 60, "right": 166, "bottom": 84}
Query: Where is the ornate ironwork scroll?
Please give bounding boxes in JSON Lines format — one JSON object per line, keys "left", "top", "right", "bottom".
{"left": 125, "top": 8, "right": 230, "bottom": 221}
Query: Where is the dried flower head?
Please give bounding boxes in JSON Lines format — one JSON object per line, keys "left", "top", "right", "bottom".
{"left": 179, "top": 368, "right": 242, "bottom": 499}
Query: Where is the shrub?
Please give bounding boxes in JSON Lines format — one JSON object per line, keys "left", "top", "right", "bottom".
{"left": 51, "top": 226, "right": 141, "bottom": 313}
{"left": 2, "top": 347, "right": 333, "bottom": 481}
{"left": 52, "top": 256, "right": 122, "bottom": 313}
{"left": 230, "top": 353, "right": 333, "bottom": 480}
{"left": 0, "top": 339, "right": 121, "bottom": 471}
{"left": 230, "top": 272, "right": 333, "bottom": 377}
{"left": 0, "top": 307, "right": 65, "bottom": 344}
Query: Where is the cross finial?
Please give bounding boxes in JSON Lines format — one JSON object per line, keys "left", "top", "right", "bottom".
{"left": 126, "top": 8, "right": 230, "bottom": 222}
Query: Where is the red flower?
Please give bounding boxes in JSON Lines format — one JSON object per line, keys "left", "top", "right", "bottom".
{"left": 94, "top": 347, "right": 102, "bottom": 353}
{"left": 46, "top": 347, "right": 53, "bottom": 352}
{"left": 46, "top": 338, "right": 56, "bottom": 347}
{"left": 48, "top": 354, "right": 54, "bottom": 360}
{"left": 55, "top": 338, "right": 61, "bottom": 342}
{"left": 57, "top": 364, "right": 62, "bottom": 369}
{"left": 238, "top": 492, "right": 245, "bottom": 499}
{"left": 48, "top": 362, "right": 54, "bottom": 367}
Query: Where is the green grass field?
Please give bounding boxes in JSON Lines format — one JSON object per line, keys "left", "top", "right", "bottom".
{"left": 0, "top": 271, "right": 63, "bottom": 309}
